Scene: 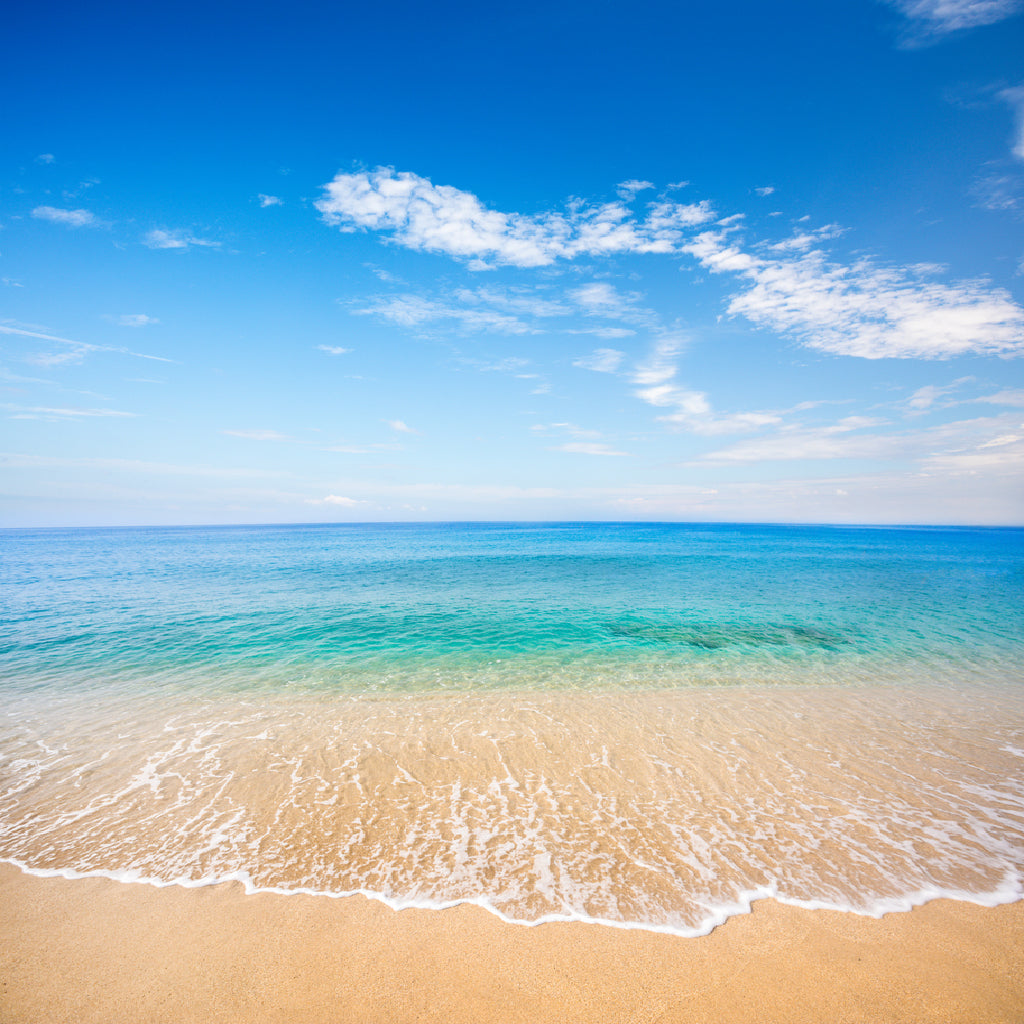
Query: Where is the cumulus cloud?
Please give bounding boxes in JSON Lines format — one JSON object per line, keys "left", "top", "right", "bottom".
{"left": 684, "top": 230, "right": 1024, "bottom": 358}
{"left": 258, "top": 194, "right": 283, "bottom": 207}
{"left": 143, "top": 229, "right": 220, "bottom": 250}
{"left": 387, "top": 419, "right": 418, "bottom": 434}
{"left": 316, "top": 167, "right": 714, "bottom": 268}
{"left": 306, "top": 494, "right": 362, "bottom": 506}
{"left": 31, "top": 206, "right": 97, "bottom": 227}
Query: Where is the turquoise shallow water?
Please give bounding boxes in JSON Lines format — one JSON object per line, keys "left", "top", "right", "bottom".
{"left": 2, "top": 522, "right": 1023, "bottom": 932}
{"left": 2, "top": 522, "right": 1023, "bottom": 695}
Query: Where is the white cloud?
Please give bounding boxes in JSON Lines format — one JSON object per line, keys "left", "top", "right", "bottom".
{"left": 567, "top": 326, "right": 636, "bottom": 339}
{"left": 573, "top": 347, "right": 625, "bottom": 373}
{"left": 316, "top": 168, "right": 714, "bottom": 268}
{"left": 979, "top": 388, "right": 1024, "bottom": 406}
{"left": 258, "top": 194, "right": 283, "bottom": 207}
{"left": 907, "top": 384, "right": 947, "bottom": 410}
{"left": 569, "top": 282, "right": 653, "bottom": 325}
{"left": 1000, "top": 86, "right": 1024, "bottom": 161}
{"left": 306, "top": 494, "right": 362, "bottom": 506}
{"left": 550, "top": 442, "right": 630, "bottom": 456}
{"left": 317, "top": 344, "right": 351, "bottom": 355}
{"left": 533, "top": 422, "right": 603, "bottom": 439}
{"left": 355, "top": 294, "right": 534, "bottom": 334}
{"left": 223, "top": 429, "right": 292, "bottom": 441}
{"left": 699, "top": 413, "right": 1021, "bottom": 467}
{"left": 886, "top": 0, "right": 1022, "bottom": 38}
{"left": 143, "top": 229, "right": 220, "bottom": 250}
{"left": 628, "top": 335, "right": 786, "bottom": 435}
{"left": 616, "top": 179, "right": 655, "bottom": 200}
{"left": 971, "top": 171, "right": 1024, "bottom": 213}
{"left": 0, "top": 322, "right": 171, "bottom": 366}
{"left": 387, "top": 419, "right": 418, "bottom": 434}
{"left": 2, "top": 403, "right": 136, "bottom": 420}
{"left": 106, "top": 314, "right": 159, "bottom": 328}
{"left": 31, "top": 206, "right": 97, "bottom": 228}
{"left": 755, "top": 186, "right": 776, "bottom": 197}
{"left": 684, "top": 230, "right": 1024, "bottom": 358}
{"left": 36, "top": 153, "right": 55, "bottom": 164}
{"left": 452, "top": 285, "right": 571, "bottom": 318}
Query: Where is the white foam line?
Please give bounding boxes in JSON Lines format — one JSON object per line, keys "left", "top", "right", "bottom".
{"left": 2, "top": 856, "right": 1021, "bottom": 939}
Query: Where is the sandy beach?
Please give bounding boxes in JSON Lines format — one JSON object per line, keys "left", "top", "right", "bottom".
{"left": 1, "top": 863, "right": 1021, "bottom": 1024}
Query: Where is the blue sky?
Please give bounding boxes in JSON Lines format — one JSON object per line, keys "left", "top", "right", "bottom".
{"left": 2, "top": 0, "right": 1023, "bottom": 526}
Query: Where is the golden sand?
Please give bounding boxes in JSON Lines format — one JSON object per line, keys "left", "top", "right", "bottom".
{"left": 1, "top": 862, "right": 1021, "bottom": 1023}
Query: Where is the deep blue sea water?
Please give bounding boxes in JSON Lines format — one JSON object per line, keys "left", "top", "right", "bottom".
{"left": 2, "top": 522, "right": 1023, "bottom": 933}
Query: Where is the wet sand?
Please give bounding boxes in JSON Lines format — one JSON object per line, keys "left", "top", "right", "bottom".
{"left": 1, "top": 863, "right": 1021, "bottom": 1023}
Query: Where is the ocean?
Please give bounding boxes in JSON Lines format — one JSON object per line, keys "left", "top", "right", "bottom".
{"left": 2, "top": 521, "right": 1023, "bottom": 935}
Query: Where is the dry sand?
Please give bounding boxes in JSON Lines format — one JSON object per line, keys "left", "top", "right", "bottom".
{"left": 1, "top": 862, "right": 1022, "bottom": 1023}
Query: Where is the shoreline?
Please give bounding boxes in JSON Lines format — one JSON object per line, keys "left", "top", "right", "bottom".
{"left": 3, "top": 855, "right": 1021, "bottom": 939}
{"left": 3, "top": 862, "right": 1023, "bottom": 1023}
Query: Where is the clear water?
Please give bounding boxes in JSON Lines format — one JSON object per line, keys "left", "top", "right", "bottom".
{"left": 2, "top": 522, "right": 1023, "bottom": 933}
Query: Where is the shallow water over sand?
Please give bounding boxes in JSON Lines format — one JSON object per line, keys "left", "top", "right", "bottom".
{"left": 2, "top": 523, "right": 1023, "bottom": 932}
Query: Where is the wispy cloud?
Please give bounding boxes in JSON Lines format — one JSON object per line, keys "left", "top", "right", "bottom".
{"left": 105, "top": 314, "right": 159, "bottom": 328}
{"left": 35, "top": 153, "right": 55, "bottom": 164}
{"left": 0, "top": 323, "right": 172, "bottom": 366}
{"left": 616, "top": 179, "right": 654, "bottom": 200}
{"left": 550, "top": 441, "right": 631, "bottom": 456}
{"left": 532, "top": 422, "right": 603, "bottom": 439}
{"left": 317, "top": 167, "right": 714, "bottom": 268}
{"left": 569, "top": 282, "right": 655, "bottom": 326}
{"left": 258, "top": 194, "right": 283, "bottom": 207}
{"left": 885, "top": 0, "right": 1022, "bottom": 43}
{"left": 979, "top": 388, "right": 1024, "bottom": 406}
{"left": 143, "top": 229, "right": 220, "bottom": 250}
{"left": 1000, "top": 85, "right": 1024, "bottom": 161}
{"left": 387, "top": 419, "right": 418, "bottom": 434}
{"left": 354, "top": 294, "right": 535, "bottom": 334}
{"left": 573, "top": 347, "right": 625, "bottom": 373}
{"left": 629, "top": 335, "right": 786, "bottom": 435}
{"left": 222, "top": 429, "right": 292, "bottom": 441}
{"left": 698, "top": 412, "right": 1022, "bottom": 465}
{"left": 317, "top": 344, "right": 351, "bottom": 355}
{"left": 755, "top": 186, "right": 776, "bottom": 197}
{"left": 684, "top": 230, "right": 1024, "bottom": 358}
{"left": 31, "top": 206, "right": 98, "bottom": 228}
{"left": 2, "top": 403, "right": 136, "bottom": 420}
{"left": 904, "top": 376, "right": 974, "bottom": 413}
{"left": 971, "top": 171, "right": 1024, "bottom": 213}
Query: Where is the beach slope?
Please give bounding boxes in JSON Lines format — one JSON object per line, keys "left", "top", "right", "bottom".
{"left": 1, "top": 864, "right": 1022, "bottom": 1023}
